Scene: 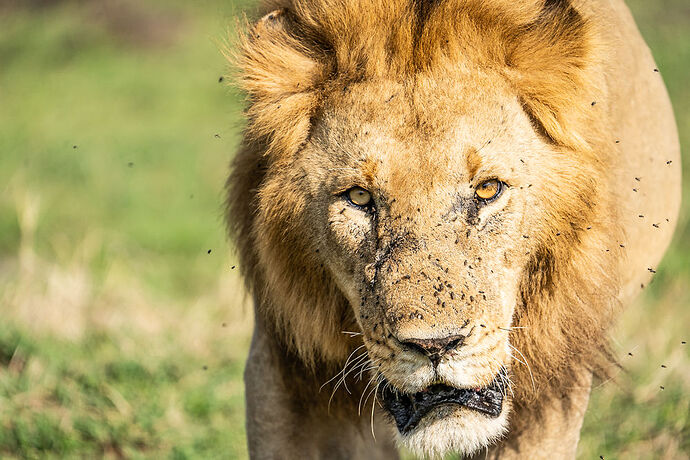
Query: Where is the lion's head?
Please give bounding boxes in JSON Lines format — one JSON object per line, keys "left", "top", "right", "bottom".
{"left": 228, "top": 0, "right": 621, "bottom": 456}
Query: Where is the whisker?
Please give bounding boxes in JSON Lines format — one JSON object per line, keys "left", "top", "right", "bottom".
{"left": 336, "top": 353, "right": 369, "bottom": 395}
{"left": 500, "top": 363, "right": 514, "bottom": 398}
{"left": 320, "top": 345, "right": 366, "bottom": 391}
{"left": 327, "top": 353, "right": 370, "bottom": 410}
{"left": 342, "top": 344, "right": 366, "bottom": 370}
{"left": 373, "top": 378, "right": 384, "bottom": 411}
{"left": 359, "top": 375, "right": 378, "bottom": 415}
{"left": 503, "top": 366, "right": 515, "bottom": 399}
{"left": 508, "top": 342, "right": 536, "bottom": 392}
{"left": 490, "top": 357, "right": 511, "bottom": 399}
{"left": 357, "top": 366, "right": 377, "bottom": 382}
{"left": 490, "top": 357, "right": 507, "bottom": 398}
{"left": 370, "top": 382, "right": 379, "bottom": 441}
{"left": 342, "top": 353, "right": 370, "bottom": 394}
{"left": 362, "top": 373, "right": 383, "bottom": 411}
{"left": 506, "top": 351, "right": 526, "bottom": 366}
{"left": 383, "top": 380, "right": 393, "bottom": 396}
{"left": 341, "top": 330, "right": 363, "bottom": 337}
{"left": 358, "top": 359, "right": 379, "bottom": 380}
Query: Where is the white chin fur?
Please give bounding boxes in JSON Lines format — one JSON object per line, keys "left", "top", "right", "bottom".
{"left": 397, "top": 404, "right": 510, "bottom": 459}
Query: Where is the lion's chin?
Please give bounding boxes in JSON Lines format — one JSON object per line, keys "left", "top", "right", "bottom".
{"left": 380, "top": 371, "right": 510, "bottom": 457}
{"left": 397, "top": 404, "right": 510, "bottom": 458}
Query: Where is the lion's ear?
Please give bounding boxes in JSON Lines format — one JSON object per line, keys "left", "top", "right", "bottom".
{"left": 234, "top": 9, "right": 329, "bottom": 159}
{"left": 507, "top": 1, "right": 603, "bottom": 151}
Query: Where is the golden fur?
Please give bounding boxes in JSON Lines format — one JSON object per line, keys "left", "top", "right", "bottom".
{"left": 225, "top": 0, "right": 680, "bottom": 457}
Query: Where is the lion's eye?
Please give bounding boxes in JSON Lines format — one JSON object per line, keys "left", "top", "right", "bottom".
{"left": 347, "top": 187, "right": 372, "bottom": 207}
{"left": 475, "top": 179, "right": 503, "bottom": 202}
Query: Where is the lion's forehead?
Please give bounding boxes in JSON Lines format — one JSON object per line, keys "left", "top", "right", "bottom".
{"left": 311, "top": 81, "right": 543, "bottom": 196}
{"left": 321, "top": 76, "right": 519, "bottom": 141}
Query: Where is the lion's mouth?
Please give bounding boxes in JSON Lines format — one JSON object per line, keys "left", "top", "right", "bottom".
{"left": 380, "top": 371, "right": 506, "bottom": 435}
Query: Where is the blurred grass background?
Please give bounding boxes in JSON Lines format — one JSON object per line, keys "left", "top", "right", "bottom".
{"left": 0, "top": 0, "right": 687, "bottom": 458}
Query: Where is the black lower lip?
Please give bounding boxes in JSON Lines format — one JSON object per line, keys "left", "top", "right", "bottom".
{"left": 380, "top": 374, "right": 505, "bottom": 435}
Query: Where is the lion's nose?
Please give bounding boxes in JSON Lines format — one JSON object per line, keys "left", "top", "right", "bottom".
{"left": 401, "top": 334, "right": 466, "bottom": 366}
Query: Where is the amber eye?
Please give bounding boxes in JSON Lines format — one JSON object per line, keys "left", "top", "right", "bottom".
{"left": 475, "top": 179, "right": 503, "bottom": 201}
{"left": 347, "top": 187, "right": 372, "bottom": 207}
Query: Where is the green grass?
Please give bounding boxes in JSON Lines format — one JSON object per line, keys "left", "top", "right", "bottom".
{"left": 0, "top": 0, "right": 688, "bottom": 458}
{"left": 0, "top": 1, "right": 254, "bottom": 458}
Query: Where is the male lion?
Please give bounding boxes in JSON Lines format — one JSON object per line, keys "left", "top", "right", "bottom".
{"left": 225, "top": 0, "right": 681, "bottom": 458}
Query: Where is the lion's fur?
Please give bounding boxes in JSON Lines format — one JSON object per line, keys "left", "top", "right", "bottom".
{"left": 226, "top": 0, "right": 680, "bottom": 457}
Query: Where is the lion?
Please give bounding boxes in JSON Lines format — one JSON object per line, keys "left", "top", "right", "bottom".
{"left": 225, "top": 0, "right": 681, "bottom": 458}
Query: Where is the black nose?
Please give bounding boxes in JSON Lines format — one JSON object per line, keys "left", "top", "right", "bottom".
{"left": 401, "top": 334, "right": 466, "bottom": 366}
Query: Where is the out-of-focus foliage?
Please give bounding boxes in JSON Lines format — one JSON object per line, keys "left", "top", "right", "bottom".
{"left": 0, "top": 0, "right": 687, "bottom": 458}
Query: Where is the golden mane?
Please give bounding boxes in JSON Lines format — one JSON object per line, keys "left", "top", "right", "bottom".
{"left": 235, "top": 0, "right": 605, "bottom": 156}
{"left": 226, "top": 0, "right": 620, "bottom": 415}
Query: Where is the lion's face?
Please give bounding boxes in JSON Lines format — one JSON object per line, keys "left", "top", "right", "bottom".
{"left": 272, "top": 73, "right": 576, "bottom": 455}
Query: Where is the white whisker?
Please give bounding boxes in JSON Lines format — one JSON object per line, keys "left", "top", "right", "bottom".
{"left": 334, "top": 353, "right": 368, "bottom": 396}
{"left": 490, "top": 357, "right": 511, "bottom": 399}
{"left": 320, "top": 344, "right": 366, "bottom": 391}
{"left": 342, "top": 353, "right": 370, "bottom": 394}
{"left": 341, "top": 330, "right": 363, "bottom": 337}
{"left": 370, "top": 381, "right": 380, "bottom": 441}
{"left": 363, "top": 373, "right": 382, "bottom": 409}
{"left": 327, "top": 353, "right": 370, "bottom": 411}
{"left": 358, "top": 370, "right": 378, "bottom": 415}
{"left": 508, "top": 342, "right": 535, "bottom": 392}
